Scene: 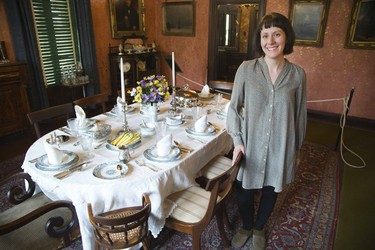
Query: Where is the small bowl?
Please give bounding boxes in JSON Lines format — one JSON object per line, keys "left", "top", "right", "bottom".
{"left": 166, "top": 115, "right": 183, "bottom": 126}
{"left": 90, "top": 124, "right": 112, "bottom": 140}
{"left": 140, "top": 123, "right": 156, "bottom": 135}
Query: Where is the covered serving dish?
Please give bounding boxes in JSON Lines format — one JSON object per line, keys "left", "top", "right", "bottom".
{"left": 175, "top": 84, "right": 199, "bottom": 108}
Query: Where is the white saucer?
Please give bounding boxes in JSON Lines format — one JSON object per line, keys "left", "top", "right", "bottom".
{"left": 93, "top": 162, "right": 128, "bottom": 179}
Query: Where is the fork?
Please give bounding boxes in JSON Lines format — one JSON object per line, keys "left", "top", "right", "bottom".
{"left": 187, "top": 135, "right": 207, "bottom": 144}
{"left": 135, "top": 159, "right": 160, "bottom": 172}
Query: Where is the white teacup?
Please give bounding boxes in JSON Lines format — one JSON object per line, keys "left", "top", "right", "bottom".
{"left": 166, "top": 115, "right": 183, "bottom": 126}
{"left": 140, "top": 123, "right": 156, "bottom": 135}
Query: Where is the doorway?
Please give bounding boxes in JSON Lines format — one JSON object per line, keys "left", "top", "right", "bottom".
{"left": 208, "top": 0, "right": 265, "bottom": 82}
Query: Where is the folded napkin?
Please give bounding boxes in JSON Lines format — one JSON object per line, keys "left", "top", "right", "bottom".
{"left": 74, "top": 105, "right": 86, "bottom": 127}
{"left": 43, "top": 140, "right": 64, "bottom": 165}
{"left": 224, "top": 101, "right": 230, "bottom": 114}
{"left": 194, "top": 115, "right": 207, "bottom": 133}
{"left": 201, "top": 84, "right": 210, "bottom": 97}
{"left": 156, "top": 134, "right": 172, "bottom": 157}
{"left": 117, "top": 96, "right": 124, "bottom": 106}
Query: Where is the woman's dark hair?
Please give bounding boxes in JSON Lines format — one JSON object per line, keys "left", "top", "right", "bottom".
{"left": 254, "top": 12, "right": 295, "bottom": 56}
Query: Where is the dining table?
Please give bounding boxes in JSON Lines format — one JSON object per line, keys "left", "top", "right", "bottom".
{"left": 22, "top": 98, "right": 232, "bottom": 250}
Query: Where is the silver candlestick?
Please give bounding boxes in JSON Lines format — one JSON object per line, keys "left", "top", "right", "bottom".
{"left": 119, "top": 100, "right": 130, "bottom": 132}
{"left": 169, "top": 86, "right": 177, "bottom": 113}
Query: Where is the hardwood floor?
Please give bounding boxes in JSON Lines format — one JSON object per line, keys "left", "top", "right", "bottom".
{"left": 0, "top": 117, "right": 374, "bottom": 249}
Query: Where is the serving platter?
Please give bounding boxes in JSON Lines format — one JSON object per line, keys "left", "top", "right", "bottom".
{"left": 105, "top": 139, "right": 141, "bottom": 151}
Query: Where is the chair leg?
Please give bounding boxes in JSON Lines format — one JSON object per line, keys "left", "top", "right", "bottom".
{"left": 216, "top": 206, "right": 231, "bottom": 248}
{"left": 142, "top": 232, "right": 151, "bottom": 250}
{"left": 222, "top": 204, "right": 232, "bottom": 229}
{"left": 192, "top": 230, "right": 202, "bottom": 250}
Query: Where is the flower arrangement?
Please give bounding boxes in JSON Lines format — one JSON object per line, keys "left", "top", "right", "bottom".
{"left": 129, "top": 75, "right": 170, "bottom": 104}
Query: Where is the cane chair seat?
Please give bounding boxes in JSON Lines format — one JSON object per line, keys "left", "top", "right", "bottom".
{"left": 87, "top": 193, "right": 151, "bottom": 250}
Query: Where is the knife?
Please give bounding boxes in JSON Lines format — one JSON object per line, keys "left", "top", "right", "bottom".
{"left": 54, "top": 161, "right": 91, "bottom": 179}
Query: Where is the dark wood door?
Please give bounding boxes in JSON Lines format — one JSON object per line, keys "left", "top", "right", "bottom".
{"left": 208, "top": 0, "right": 265, "bottom": 82}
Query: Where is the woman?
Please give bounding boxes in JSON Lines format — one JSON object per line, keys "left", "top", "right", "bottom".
{"left": 227, "top": 13, "right": 306, "bottom": 249}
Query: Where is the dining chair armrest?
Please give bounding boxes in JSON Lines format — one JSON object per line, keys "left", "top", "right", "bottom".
{"left": 0, "top": 172, "right": 79, "bottom": 241}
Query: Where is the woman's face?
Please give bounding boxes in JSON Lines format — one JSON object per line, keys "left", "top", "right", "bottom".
{"left": 260, "top": 26, "right": 286, "bottom": 60}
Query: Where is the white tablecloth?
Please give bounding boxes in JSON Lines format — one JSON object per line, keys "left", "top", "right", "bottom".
{"left": 22, "top": 101, "right": 232, "bottom": 250}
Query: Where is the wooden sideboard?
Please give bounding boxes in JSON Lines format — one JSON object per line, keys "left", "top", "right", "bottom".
{"left": 0, "top": 63, "right": 30, "bottom": 137}
{"left": 109, "top": 47, "right": 160, "bottom": 101}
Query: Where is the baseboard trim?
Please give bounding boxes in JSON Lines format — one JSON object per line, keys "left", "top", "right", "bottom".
{"left": 307, "top": 109, "right": 375, "bottom": 131}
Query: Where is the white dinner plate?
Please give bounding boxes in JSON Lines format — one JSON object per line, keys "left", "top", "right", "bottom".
{"left": 144, "top": 145, "right": 181, "bottom": 162}
{"left": 35, "top": 151, "right": 79, "bottom": 171}
{"left": 110, "top": 105, "right": 136, "bottom": 115}
{"left": 93, "top": 162, "right": 128, "bottom": 179}
{"left": 216, "top": 110, "right": 227, "bottom": 118}
{"left": 185, "top": 125, "right": 216, "bottom": 136}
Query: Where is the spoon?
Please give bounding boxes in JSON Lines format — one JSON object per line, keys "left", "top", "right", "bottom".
{"left": 142, "top": 119, "right": 147, "bottom": 127}
{"left": 117, "top": 164, "right": 125, "bottom": 175}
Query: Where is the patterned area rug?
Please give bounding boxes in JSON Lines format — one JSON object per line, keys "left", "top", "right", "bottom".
{"left": 0, "top": 142, "right": 340, "bottom": 249}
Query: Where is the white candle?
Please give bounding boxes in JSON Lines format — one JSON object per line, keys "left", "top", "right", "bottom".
{"left": 120, "top": 57, "right": 125, "bottom": 102}
{"left": 172, "top": 52, "right": 175, "bottom": 87}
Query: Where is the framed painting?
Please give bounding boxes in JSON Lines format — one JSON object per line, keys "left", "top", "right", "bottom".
{"left": 109, "top": 0, "right": 145, "bottom": 38}
{"left": 162, "top": 1, "right": 195, "bottom": 36}
{"left": 289, "top": 0, "right": 330, "bottom": 47}
{"left": 345, "top": 0, "right": 375, "bottom": 49}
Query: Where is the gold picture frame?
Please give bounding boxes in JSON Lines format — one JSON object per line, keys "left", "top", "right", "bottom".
{"left": 289, "top": 0, "right": 330, "bottom": 47}
{"left": 162, "top": 1, "right": 195, "bottom": 36}
{"left": 109, "top": 0, "right": 145, "bottom": 39}
{"left": 345, "top": 0, "right": 375, "bottom": 49}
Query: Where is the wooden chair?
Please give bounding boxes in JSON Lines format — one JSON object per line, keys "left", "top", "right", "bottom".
{"left": 196, "top": 154, "right": 234, "bottom": 190}
{"left": 87, "top": 193, "right": 152, "bottom": 250}
{"left": 27, "top": 103, "right": 74, "bottom": 138}
{"left": 73, "top": 93, "right": 109, "bottom": 115}
{"left": 164, "top": 152, "right": 243, "bottom": 249}
{"left": 0, "top": 172, "right": 79, "bottom": 249}
{"left": 208, "top": 80, "right": 234, "bottom": 99}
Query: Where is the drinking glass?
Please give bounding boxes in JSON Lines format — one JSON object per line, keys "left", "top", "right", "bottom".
{"left": 155, "top": 120, "right": 167, "bottom": 142}
{"left": 191, "top": 106, "right": 202, "bottom": 122}
{"left": 215, "top": 93, "right": 223, "bottom": 109}
{"left": 67, "top": 118, "right": 78, "bottom": 137}
{"left": 79, "top": 132, "right": 94, "bottom": 159}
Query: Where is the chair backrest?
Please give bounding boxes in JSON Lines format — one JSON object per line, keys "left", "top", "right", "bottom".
{"left": 201, "top": 152, "right": 243, "bottom": 226}
{"left": 208, "top": 80, "right": 233, "bottom": 99}
{"left": 87, "top": 193, "right": 151, "bottom": 249}
{"left": 27, "top": 103, "right": 74, "bottom": 138}
{"left": 73, "top": 93, "right": 108, "bottom": 114}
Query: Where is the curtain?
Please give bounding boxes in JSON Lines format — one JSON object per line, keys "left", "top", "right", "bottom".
{"left": 5, "top": 0, "right": 48, "bottom": 110}
{"left": 74, "top": 0, "right": 100, "bottom": 97}
{"left": 4, "top": 0, "right": 100, "bottom": 111}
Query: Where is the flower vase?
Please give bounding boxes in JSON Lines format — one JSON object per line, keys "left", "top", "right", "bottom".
{"left": 148, "top": 104, "right": 158, "bottom": 124}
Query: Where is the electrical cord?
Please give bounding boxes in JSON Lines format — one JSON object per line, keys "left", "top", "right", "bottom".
{"left": 308, "top": 93, "right": 366, "bottom": 168}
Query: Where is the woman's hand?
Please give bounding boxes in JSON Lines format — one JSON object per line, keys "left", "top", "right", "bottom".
{"left": 232, "top": 145, "right": 245, "bottom": 165}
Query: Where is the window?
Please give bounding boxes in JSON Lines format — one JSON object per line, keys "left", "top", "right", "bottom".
{"left": 31, "top": 0, "right": 80, "bottom": 86}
